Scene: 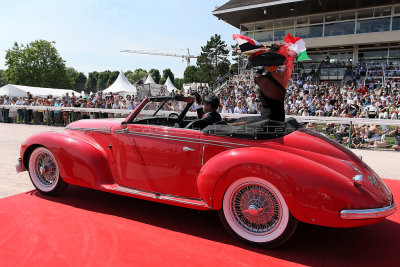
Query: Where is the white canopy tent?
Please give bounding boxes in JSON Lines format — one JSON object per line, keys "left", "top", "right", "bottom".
{"left": 0, "top": 84, "right": 81, "bottom": 98}
{"left": 164, "top": 77, "right": 177, "bottom": 92}
{"left": 0, "top": 84, "right": 28, "bottom": 97}
{"left": 144, "top": 74, "right": 156, "bottom": 85}
{"left": 103, "top": 71, "right": 137, "bottom": 95}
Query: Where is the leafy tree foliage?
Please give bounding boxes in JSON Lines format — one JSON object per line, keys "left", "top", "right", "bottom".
{"left": 97, "top": 70, "right": 111, "bottom": 90}
{"left": 160, "top": 68, "right": 174, "bottom": 85}
{"left": 126, "top": 68, "right": 148, "bottom": 84}
{"left": 84, "top": 71, "right": 99, "bottom": 94}
{"left": 107, "top": 71, "right": 119, "bottom": 87}
{"left": 149, "top": 69, "right": 161, "bottom": 84}
{"left": 183, "top": 65, "right": 199, "bottom": 83}
{"left": 75, "top": 72, "right": 88, "bottom": 92}
{"left": 197, "top": 65, "right": 215, "bottom": 85}
{"left": 0, "top": 70, "right": 6, "bottom": 87}
{"left": 174, "top": 78, "right": 184, "bottom": 90}
{"left": 196, "top": 34, "right": 230, "bottom": 83}
{"left": 218, "top": 62, "right": 230, "bottom": 78}
{"left": 66, "top": 67, "right": 87, "bottom": 92}
{"left": 3, "top": 40, "right": 72, "bottom": 89}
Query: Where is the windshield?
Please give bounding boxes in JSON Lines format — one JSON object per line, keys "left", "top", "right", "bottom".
{"left": 134, "top": 99, "right": 189, "bottom": 121}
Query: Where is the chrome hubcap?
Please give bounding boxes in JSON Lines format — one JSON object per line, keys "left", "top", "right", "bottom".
{"left": 231, "top": 183, "right": 281, "bottom": 235}
{"left": 40, "top": 165, "right": 46, "bottom": 175}
{"left": 34, "top": 152, "right": 58, "bottom": 186}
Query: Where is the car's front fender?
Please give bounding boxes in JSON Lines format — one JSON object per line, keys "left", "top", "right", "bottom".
{"left": 21, "top": 132, "right": 114, "bottom": 188}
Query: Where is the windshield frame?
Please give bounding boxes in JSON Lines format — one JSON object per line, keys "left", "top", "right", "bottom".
{"left": 123, "top": 96, "right": 195, "bottom": 124}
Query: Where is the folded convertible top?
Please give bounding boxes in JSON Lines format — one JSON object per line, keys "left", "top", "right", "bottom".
{"left": 202, "top": 117, "right": 300, "bottom": 140}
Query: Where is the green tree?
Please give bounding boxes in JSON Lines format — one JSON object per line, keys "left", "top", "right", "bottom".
{"left": 66, "top": 67, "right": 87, "bottom": 92}
{"left": 0, "top": 70, "right": 6, "bottom": 87}
{"left": 196, "top": 34, "right": 230, "bottom": 83}
{"left": 75, "top": 72, "right": 87, "bottom": 92}
{"left": 3, "top": 40, "right": 72, "bottom": 89}
{"left": 197, "top": 65, "right": 215, "bottom": 85}
{"left": 174, "top": 78, "right": 184, "bottom": 90}
{"left": 183, "top": 65, "right": 199, "bottom": 83}
{"left": 126, "top": 68, "right": 148, "bottom": 84}
{"left": 218, "top": 62, "right": 230, "bottom": 78}
{"left": 107, "top": 71, "right": 120, "bottom": 87}
{"left": 160, "top": 68, "right": 174, "bottom": 85}
{"left": 149, "top": 69, "right": 161, "bottom": 84}
{"left": 97, "top": 70, "right": 111, "bottom": 90}
{"left": 84, "top": 71, "right": 98, "bottom": 94}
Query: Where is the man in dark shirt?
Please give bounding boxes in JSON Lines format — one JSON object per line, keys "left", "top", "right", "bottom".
{"left": 188, "top": 94, "right": 221, "bottom": 130}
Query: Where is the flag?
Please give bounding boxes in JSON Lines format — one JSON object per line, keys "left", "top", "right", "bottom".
{"left": 284, "top": 33, "right": 311, "bottom": 61}
{"left": 232, "top": 34, "right": 268, "bottom": 56}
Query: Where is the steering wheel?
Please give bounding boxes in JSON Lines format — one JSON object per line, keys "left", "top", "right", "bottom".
{"left": 184, "top": 120, "right": 196, "bottom": 129}
{"left": 167, "top": 112, "right": 180, "bottom": 126}
{"left": 168, "top": 112, "right": 179, "bottom": 119}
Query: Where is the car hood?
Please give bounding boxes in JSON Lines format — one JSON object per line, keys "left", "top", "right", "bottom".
{"left": 66, "top": 119, "right": 124, "bottom": 132}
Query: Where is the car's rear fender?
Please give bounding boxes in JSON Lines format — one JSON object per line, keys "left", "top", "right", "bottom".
{"left": 197, "top": 147, "right": 311, "bottom": 223}
{"left": 21, "top": 132, "right": 114, "bottom": 188}
{"left": 197, "top": 147, "right": 389, "bottom": 227}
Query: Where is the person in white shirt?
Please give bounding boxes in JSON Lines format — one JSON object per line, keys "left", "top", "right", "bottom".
{"left": 221, "top": 105, "right": 232, "bottom": 114}
{"left": 324, "top": 101, "right": 333, "bottom": 116}
{"left": 126, "top": 100, "right": 133, "bottom": 110}
{"left": 247, "top": 97, "right": 257, "bottom": 114}
{"left": 234, "top": 101, "right": 247, "bottom": 114}
{"left": 15, "top": 97, "right": 25, "bottom": 122}
{"left": 112, "top": 99, "right": 120, "bottom": 109}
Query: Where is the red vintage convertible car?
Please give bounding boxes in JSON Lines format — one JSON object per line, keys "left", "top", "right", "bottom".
{"left": 17, "top": 95, "right": 396, "bottom": 247}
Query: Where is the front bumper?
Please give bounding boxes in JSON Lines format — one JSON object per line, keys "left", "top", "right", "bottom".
{"left": 16, "top": 158, "right": 26, "bottom": 173}
{"left": 340, "top": 203, "right": 396, "bottom": 220}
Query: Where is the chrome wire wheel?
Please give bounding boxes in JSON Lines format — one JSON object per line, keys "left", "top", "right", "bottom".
{"left": 219, "top": 177, "right": 297, "bottom": 247}
{"left": 34, "top": 151, "right": 58, "bottom": 187}
{"left": 28, "top": 147, "right": 67, "bottom": 195}
{"left": 230, "top": 183, "right": 282, "bottom": 235}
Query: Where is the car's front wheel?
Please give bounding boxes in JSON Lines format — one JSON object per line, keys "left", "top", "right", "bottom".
{"left": 28, "top": 147, "right": 68, "bottom": 196}
{"left": 219, "top": 177, "right": 297, "bottom": 248}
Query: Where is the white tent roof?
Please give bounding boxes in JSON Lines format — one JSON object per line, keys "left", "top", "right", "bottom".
{"left": 164, "top": 77, "right": 177, "bottom": 92}
{"left": 144, "top": 74, "right": 156, "bottom": 84}
{"left": 0, "top": 84, "right": 28, "bottom": 97}
{"left": 0, "top": 84, "right": 81, "bottom": 98}
{"left": 103, "top": 71, "right": 137, "bottom": 94}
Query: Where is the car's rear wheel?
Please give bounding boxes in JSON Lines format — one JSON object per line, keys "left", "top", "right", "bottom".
{"left": 219, "top": 177, "right": 297, "bottom": 248}
{"left": 28, "top": 147, "right": 68, "bottom": 196}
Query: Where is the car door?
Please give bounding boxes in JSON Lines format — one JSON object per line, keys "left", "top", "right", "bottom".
{"left": 113, "top": 124, "right": 202, "bottom": 197}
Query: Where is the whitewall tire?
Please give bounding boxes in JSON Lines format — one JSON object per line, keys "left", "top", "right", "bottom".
{"left": 219, "top": 177, "right": 297, "bottom": 247}
{"left": 28, "top": 147, "right": 68, "bottom": 196}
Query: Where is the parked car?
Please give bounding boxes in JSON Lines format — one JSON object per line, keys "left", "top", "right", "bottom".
{"left": 17, "top": 95, "right": 396, "bottom": 247}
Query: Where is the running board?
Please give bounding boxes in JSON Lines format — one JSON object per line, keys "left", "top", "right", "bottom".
{"left": 101, "top": 184, "right": 211, "bottom": 210}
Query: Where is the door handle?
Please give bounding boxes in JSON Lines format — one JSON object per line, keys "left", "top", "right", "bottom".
{"left": 183, "top": 146, "right": 195, "bottom": 152}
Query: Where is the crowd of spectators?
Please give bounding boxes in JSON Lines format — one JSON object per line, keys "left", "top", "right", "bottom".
{"left": 1, "top": 62, "right": 400, "bottom": 149}
{"left": 0, "top": 91, "right": 141, "bottom": 125}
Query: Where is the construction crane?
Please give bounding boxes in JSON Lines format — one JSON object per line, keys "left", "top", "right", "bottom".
{"left": 120, "top": 48, "right": 198, "bottom": 66}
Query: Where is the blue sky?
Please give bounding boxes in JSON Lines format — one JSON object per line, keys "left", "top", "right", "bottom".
{"left": 0, "top": 0, "right": 237, "bottom": 78}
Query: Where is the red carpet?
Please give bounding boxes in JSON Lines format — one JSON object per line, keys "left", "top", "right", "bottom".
{"left": 0, "top": 180, "right": 399, "bottom": 267}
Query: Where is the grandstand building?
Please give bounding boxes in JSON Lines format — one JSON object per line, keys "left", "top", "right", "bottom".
{"left": 213, "top": 0, "right": 400, "bottom": 83}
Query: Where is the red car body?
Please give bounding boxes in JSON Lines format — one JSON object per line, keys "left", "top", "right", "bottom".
{"left": 17, "top": 96, "right": 396, "bottom": 247}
